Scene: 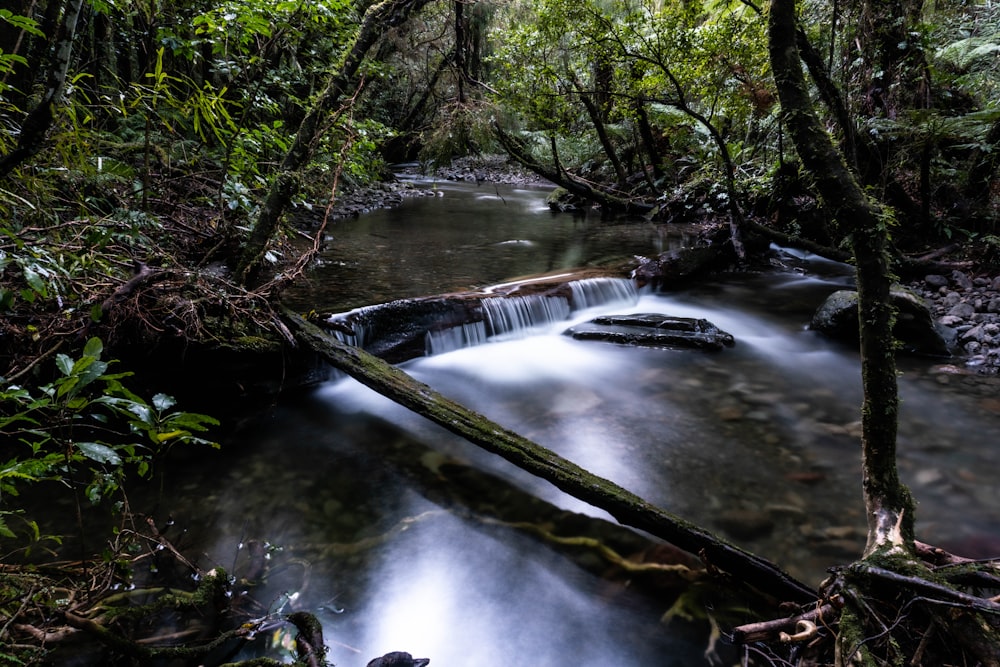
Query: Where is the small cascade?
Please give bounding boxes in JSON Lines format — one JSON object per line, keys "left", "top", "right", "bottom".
{"left": 326, "top": 309, "right": 372, "bottom": 347}
{"left": 568, "top": 278, "right": 638, "bottom": 310}
{"left": 482, "top": 294, "right": 572, "bottom": 338}
{"left": 426, "top": 321, "right": 488, "bottom": 355}
{"left": 322, "top": 277, "right": 641, "bottom": 360}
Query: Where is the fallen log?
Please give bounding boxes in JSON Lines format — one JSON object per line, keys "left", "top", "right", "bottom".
{"left": 280, "top": 307, "right": 817, "bottom": 605}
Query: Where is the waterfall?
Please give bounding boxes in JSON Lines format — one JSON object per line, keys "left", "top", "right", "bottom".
{"left": 482, "top": 294, "right": 572, "bottom": 338}
{"left": 329, "top": 277, "right": 640, "bottom": 358}
{"left": 569, "top": 277, "right": 638, "bottom": 310}
{"left": 326, "top": 307, "right": 374, "bottom": 347}
{"left": 428, "top": 277, "right": 639, "bottom": 354}
{"left": 426, "top": 321, "right": 488, "bottom": 355}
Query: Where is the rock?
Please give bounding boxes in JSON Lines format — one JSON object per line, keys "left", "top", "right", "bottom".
{"left": 715, "top": 509, "right": 775, "bottom": 540}
{"left": 948, "top": 302, "right": 977, "bottom": 319}
{"left": 546, "top": 187, "right": 587, "bottom": 212}
{"left": 564, "top": 313, "right": 736, "bottom": 351}
{"left": 951, "top": 270, "right": 974, "bottom": 290}
{"left": 924, "top": 274, "right": 949, "bottom": 289}
{"left": 810, "top": 288, "right": 951, "bottom": 357}
{"left": 367, "top": 652, "right": 430, "bottom": 667}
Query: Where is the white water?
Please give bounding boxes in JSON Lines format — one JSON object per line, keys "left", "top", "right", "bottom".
{"left": 188, "top": 186, "right": 1000, "bottom": 667}
{"left": 425, "top": 277, "right": 638, "bottom": 354}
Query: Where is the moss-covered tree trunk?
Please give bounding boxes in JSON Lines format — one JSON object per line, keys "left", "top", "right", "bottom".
{"left": 768, "top": 0, "right": 914, "bottom": 556}
{"left": 235, "top": 0, "right": 433, "bottom": 286}
{"left": 282, "top": 308, "right": 817, "bottom": 605}
{"left": 765, "top": 4, "right": 1000, "bottom": 663}
{"left": 0, "top": 0, "right": 86, "bottom": 180}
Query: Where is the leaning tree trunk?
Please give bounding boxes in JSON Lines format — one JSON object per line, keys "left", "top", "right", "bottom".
{"left": 763, "top": 4, "right": 1000, "bottom": 664}
{"left": 235, "top": 0, "right": 433, "bottom": 286}
{"left": 282, "top": 307, "right": 817, "bottom": 605}
{"left": 768, "top": 0, "right": 914, "bottom": 557}
{"left": 0, "top": 0, "right": 86, "bottom": 180}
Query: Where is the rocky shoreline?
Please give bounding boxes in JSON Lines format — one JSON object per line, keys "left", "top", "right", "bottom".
{"left": 910, "top": 269, "right": 1000, "bottom": 375}
{"left": 321, "top": 155, "right": 546, "bottom": 220}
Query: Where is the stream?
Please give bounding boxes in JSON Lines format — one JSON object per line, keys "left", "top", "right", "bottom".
{"left": 165, "top": 179, "right": 1000, "bottom": 666}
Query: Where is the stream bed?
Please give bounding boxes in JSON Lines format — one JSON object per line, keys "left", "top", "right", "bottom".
{"left": 162, "top": 179, "right": 1000, "bottom": 666}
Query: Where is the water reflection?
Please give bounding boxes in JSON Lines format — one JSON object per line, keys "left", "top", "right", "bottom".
{"left": 286, "top": 180, "right": 691, "bottom": 312}
{"left": 182, "top": 181, "right": 1000, "bottom": 666}
{"left": 358, "top": 510, "right": 703, "bottom": 667}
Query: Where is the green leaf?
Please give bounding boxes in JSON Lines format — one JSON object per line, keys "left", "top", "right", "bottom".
{"left": 164, "top": 412, "right": 220, "bottom": 431}
{"left": 83, "top": 337, "right": 104, "bottom": 359}
{"left": 75, "top": 442, "right": 122, "bottom": 465}
{"left": 55, "top": 376, "right": 79, "bottom": 398}
{"left": 22, "top": 264, "right": 47, "bottom": 297}
{"left": 0, "top": 514, "right": 16, "bottom": 539}
{"left": 55, "top": 353, "right": 74, "bottom": 376}
{"left": 152, "top": 393, "right": 176, "bottom": 412}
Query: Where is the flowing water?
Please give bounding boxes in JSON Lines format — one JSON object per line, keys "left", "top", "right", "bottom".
{"left": 162, "top": 179, "right": 999, "bottom": 666}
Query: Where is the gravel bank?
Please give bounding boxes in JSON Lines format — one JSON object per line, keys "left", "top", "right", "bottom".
{"left": 911, "top": 269, "right": 1000, "bottom": 375}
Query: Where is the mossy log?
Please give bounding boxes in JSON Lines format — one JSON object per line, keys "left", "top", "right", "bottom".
{"left": 280, "top": 307, "right": 816, "bottom": 605}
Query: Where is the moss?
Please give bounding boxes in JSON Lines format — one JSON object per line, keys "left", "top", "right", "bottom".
{"left": 835, "top": 605, "right": 871, "bottom": 666}
{"left": 226, "top": 335, "right": 282, "bottom": 354}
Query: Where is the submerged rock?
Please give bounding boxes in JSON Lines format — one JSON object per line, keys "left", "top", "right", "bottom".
{"left": 564, "top": 313, "right": 736, "bottom": 351}
{"left": 810, "top": 288, "right": 951, "bottom": 357}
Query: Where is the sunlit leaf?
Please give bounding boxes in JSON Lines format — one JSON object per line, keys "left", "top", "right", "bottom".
{"left": 76, "top": 442, "right": 121, "bottom": 465}
{"left": 152, "top": 393, "right": 176, "bottom": 411}
{"left": 55, "top": 353, "right": 74, "bottom": 376}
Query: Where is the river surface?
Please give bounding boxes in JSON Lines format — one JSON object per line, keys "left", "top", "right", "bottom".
{"left": 167, "top": 180, "right": 1000, "bottom": 666}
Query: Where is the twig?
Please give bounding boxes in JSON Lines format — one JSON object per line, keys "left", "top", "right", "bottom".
{"left": 5, "top": 339, "right": 64, "bottom": 384}
{"left": 731, "top": 603, "right": 836, "bottom": 644}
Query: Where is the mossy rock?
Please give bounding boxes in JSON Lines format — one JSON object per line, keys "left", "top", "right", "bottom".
{"left": 810, "top": 288, "right": 951, "bottom": 357}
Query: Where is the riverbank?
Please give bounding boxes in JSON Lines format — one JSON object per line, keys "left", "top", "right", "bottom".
{"left": 910, "top": 269, "right": 1000, "bottom": 374}
{"left": 319, "top": 155, "right": 549, "bottom": 220}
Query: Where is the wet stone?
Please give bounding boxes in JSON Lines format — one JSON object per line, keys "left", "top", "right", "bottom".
{"left": 714, "top": 509, "right": 775, "bottom": 540}
{"left": 564, "top": 313, "right": 736, "bottom": 351}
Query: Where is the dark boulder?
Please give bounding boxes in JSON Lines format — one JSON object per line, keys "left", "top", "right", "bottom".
{"left": 810, "top": 288, "right": 951, "bottom": 357}
{"left": 545, "top": 186, "right": 588, "bottom": 212}
{"left": 564, "top": 313, "right": 736, "bottom": 351}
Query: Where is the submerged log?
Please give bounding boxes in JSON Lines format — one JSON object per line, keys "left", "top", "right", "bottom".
{"left": 281, "top": 307, "right": 817, "bottom": 605}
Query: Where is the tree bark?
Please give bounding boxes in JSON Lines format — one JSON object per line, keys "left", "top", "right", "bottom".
{"left": 768, "top": 0, "right": 914, "bottom": 556}
{"left": 281, "top": 307, "right": 817, "bottom": 605}
{"left": 0, "top": 0, "right": 86, "bottom": 180}
{"left": 235, "top": 0, "right": 433, "bottom": 286}
{"left": 572, "top": 75, "right": 628, "bottom": 188}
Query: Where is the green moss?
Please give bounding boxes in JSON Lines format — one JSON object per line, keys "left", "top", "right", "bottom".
{"left": 227, "top": 335, "right": 282, "bottom": 353}
{"left": 836, "top": 605, "right": 878, "bottom": 667}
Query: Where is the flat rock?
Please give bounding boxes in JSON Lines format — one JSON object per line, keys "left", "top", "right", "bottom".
{"left": 564, "top": 314, "right": 736, "bottom": 351}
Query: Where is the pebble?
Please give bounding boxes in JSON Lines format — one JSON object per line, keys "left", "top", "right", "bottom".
{"left": 913, "top": 270, "right": 1000, "bottom": 375}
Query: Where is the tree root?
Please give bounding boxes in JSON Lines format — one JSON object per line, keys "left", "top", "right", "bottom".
{"left": 731, "top": 544, "right": 1000, "bottom": 666}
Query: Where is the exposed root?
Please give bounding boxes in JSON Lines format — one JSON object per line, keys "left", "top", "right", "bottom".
{"left": 731, "top": 542, "right": 1000, "bottom": 666}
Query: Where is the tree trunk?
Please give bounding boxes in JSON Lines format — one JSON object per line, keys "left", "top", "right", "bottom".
{"left": 572, "top": 75, "right": 628, "bottom": 188}
{"left": 768, "top": 0, "right": 914, "bottom": 556}
{"left": 0, "top": 0, "right": 86, "bottom": 180}
{"left": 235, "top": 0, "right": 433, "bottom": 286}
{"left": 281, "top": 307, "right": 817, "bottom": 605}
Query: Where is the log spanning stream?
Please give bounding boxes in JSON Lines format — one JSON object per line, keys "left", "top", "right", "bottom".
{"left": 169, "top": 179, "right": 999, "bottom": 666}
